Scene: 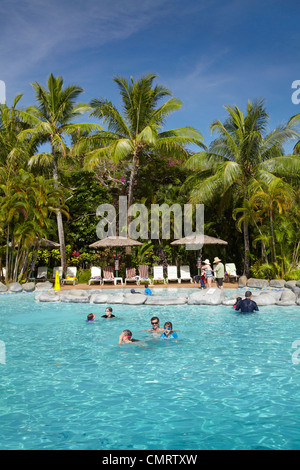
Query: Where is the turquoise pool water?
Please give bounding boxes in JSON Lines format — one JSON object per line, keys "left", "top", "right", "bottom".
{"left": 0, "top": 291, "right": 300, "bottom": 450}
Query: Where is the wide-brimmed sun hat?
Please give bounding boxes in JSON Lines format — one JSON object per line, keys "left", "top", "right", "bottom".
{"left": 213, "top": 257, "right": 221, "bottom": 263}
{"left": 203, "top": 259, "right": 210, "bottom": 264}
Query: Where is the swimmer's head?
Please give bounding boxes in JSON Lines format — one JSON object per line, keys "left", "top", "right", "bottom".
{"left": 164, "top": 321, "right": 172, "bottom": 330}
{"left": 245, "top": 291, "right": 252, "bottom": 298}
{"left": 122, "top": 329, "right": 132, "bottom": 338}
{"left": 87, "top": 313, "right": 95, "bottom": 321}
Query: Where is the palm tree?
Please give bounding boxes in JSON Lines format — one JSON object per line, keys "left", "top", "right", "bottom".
{"left": 184, "top": 99, "right": 300, "bottom": 275}
{"left": 16, "top": 74, "right": 99, "bottom": 272}
{"left": 81, "top": 73, "right": 205, "bottom": 216}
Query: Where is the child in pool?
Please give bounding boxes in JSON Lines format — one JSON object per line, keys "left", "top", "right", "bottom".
{"left": 119, "top": 330, "right": 140, "bottom": 344}
{"left": 160, "top": 322, "right": 178, "bottom": 341}
{"left": 86, "top": 313, "right": 95, "bottom": 322}
{"left": 233, "top": 297, "right": 242, "bottom": 309}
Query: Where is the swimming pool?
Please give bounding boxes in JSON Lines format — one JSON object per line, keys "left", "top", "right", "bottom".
{"left": 1, "top": 291, "right": 300, "bottom": 450}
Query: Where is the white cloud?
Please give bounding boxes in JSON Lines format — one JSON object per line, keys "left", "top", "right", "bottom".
{"left": 0, "top": 0, "right": 171, "bottom": 79}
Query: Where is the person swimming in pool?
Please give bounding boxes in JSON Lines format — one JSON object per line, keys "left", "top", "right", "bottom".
{"left": 119, "top": 330, "right": 140, "bottom": 344}
{"left": 160, "top": 321, "right": 178, "bottom": 341}
{"left": 137, "top": 316, "right": 164, "bottom": 335}
{"left": 102, "top": 307, "right": 116, "bottom": 318}
{"left": 144, "top": 283, "right": 152, "bottom": 295}
{"left": 86, "top": 313, "right": 95, "bottom": 322}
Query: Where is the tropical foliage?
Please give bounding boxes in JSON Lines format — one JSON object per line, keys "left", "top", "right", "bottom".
{"left": 0, "top": 77, "right": 300, "bottom": 282}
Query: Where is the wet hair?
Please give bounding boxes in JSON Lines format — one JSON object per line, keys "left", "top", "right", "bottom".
{"left": 122, "top": 329, "right": 132, "bottom": 337}
{"left": 105, "top": 307, "right": 113, "bottom": 312}
{"left": 245, "top": 291, "right": 252, "bottom": 298}
{"left": 87, "top": 313, "right": 95, "bottom": 321}
{"left": 151, "top": 316, "right": 159, "bottom": 323}
{"left": 234, "top": 297, "right": 242, "bottom": 305}
{"left": 164, "top": 321, "right": 173, "bottom": 330}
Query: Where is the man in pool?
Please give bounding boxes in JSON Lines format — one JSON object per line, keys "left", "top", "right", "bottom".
{"left": 119, "top": 330, "right": 139, "bottom": 344}
{"left": 137, "top": 316, "right": 164, "bottom": 335}
{"left": 235, "top": 291, "right": 259, "bottom": 313}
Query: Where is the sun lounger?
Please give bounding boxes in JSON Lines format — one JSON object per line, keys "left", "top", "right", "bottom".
{"left": 179, "top": 265, "right": 192, "bottom": 283}
{"left": 62, "top": 267, "right": 78, "bottom": 285}
{"left": 153, "top": 265, "right": 166, "bottom": 284}
{"left": 166, "top": 265, "right": 180, "bottom": 283}
{"left": 225, "top": 263, "right": 239, "bottom": 282}
{"left": 102, "top": 266, "right": 115, "bottom": 285}
{"left": 138, "top": 265, "right": 151, "bottom": 284}
{"left": 88, "top": 266, "right": 102, "bottom": 285}
{"left": 35, "top": 266, "right": 48, "bottom": 282}
{"left": 28, "top": 266, "right": 48, "bottom": 282}
{"left": 52, "top": 266, "right": 63, "bottom": 282}
{"left": 125, "top": 267, "right": 138, "bottom": 285}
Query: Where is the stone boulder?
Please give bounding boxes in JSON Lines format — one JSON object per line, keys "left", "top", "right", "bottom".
{"left": 90, "top": 294, "right": 109, "bottom": 304}
{"left": 222, "top": 298, "right": 236, "bottom": 306}
{"left": 292, "top": 286, "right": 300, "bottom": 296}
{"left": 269, "top": 279, "right": 286, "bottom": 288}
{"left": 255, "top": 293, "right": 276, "bottom": 306}
{"left": 0, "top": 282, "right": 8, "bottom": 292}
{"left": 285, "top": 280, "right": 297, "bottom": 289}
{"left": 60, "top": 290, "right": 90, "bottom": 303}
{"left": 296, "top": 280, "right": 300, "bottom": 288}
{"left": 279, "top": 289, "right": 296, "bottom": 303}
{"left": 188, "top": 288, "right": 226, "bottom": 305}
{"left": 145, "top": 295, "right": 187, "bottom": 305}
{"left": 238, "top": 275, "right": 247, "bottom": 287}
{"left": 35, "top": 281, "right": 53, "bottom": 291}
{"left": 247, "top": 278, "right": 269, "bottom": 289}
{"left": 124, "top": 293, "right": 147, "bottom": 305}
{"left": 106, "top": 294, "right": 125, "bottom": 304}
{"left": 7, "top": 282, "right": 23, "bottom": 293}
{"left": 38, "top": 291, "right": 61, "bottom": 302}
{"left": 22, "top": 282, "right": 36, "bottom": 292}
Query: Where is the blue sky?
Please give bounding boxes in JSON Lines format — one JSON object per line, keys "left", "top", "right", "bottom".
{"left": 1, "top": 0, "right": 300, "bottom": 152}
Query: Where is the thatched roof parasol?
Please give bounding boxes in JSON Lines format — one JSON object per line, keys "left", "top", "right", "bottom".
{"left": 171, "top": 234, "right": 228, "bottom": 246}
{"left": 89, "top": 236, "right": 143, "bottom": 248}
{"left": 40, "top": 238, "right": 60, "bottom": 248}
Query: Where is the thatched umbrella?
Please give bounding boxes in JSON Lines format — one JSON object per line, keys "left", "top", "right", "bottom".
{"left": 89, "top": 236, "right": 142, "bottom": 276}
{"left": 171, "top": 234, "right": 228, "bottom": 275}
{"left": 40, "top": 238, "right": 60, "bottom": 248}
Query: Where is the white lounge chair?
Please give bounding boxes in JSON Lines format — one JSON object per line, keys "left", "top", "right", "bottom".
{"left": 153, "top": 266, "right": 166, "bottom": 284}
{"left": 179, "top": 265, "right": 192, "bottom": 283}
{"left": 52, "top": 266, "right": 63, "bottom": 282}
{"left": 225, "top": 263, "right": 239, "bottom": 282}
{"left": 166, "top": 265, "right": 180, "bottom": 283}
{"left": 62, "top": 267, "right": 78, "bottom": 285}
{"left": 88, "top": 266, "right": 102, "bottom": 285}
{"left": 102, "top": 266, "right": 115, "bottom": 285}
{"left": 35, "top": 266, "right": 48, "bottom": 281}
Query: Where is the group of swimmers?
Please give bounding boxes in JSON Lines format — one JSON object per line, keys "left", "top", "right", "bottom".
{"left": 86, "top": 290, "right": 259, "bottom": 345}
{"left": 86, "top": 307, "right": 178, "bottom": 344}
